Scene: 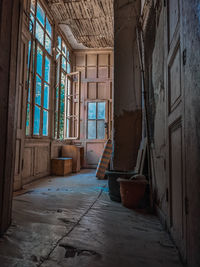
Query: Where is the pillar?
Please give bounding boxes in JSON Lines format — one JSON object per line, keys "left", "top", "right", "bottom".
{"left": 112, "top": 0, "right": 142, "bottom": 171}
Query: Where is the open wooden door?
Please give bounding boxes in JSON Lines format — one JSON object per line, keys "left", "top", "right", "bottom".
{"left": 14, "top": 9, "right": 30, "bottom": 191}
{"left": 166, "top": 0, "right": 187, "bottom": 259}
{"left": 0, "top": 0, "right": 22, "bottom": 235}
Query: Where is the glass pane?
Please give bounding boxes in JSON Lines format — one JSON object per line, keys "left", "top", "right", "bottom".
{"left": 67, "top": 78, "right": 71, "bottom": 95}
{"left": 37, "top": 3, "right": 45, "bottom": 26}
{"left": 88, "top": 103, "right": 96, "bottom": 119}
{"left": 44, "top": 56, "right": 50, "bottom": 83}
{"left": 54, "top": 111, "right": 58, "bottom": 138}
{"left": 56, "top": 49, "right": 60, "bottom": 60}
{"left": 59, "top": 73, "right": 65, "bottom": 139}
{"left": 26, "top": 103, "right": 30, "bottom": 135}
{"left": 31, "top": 0, "right": 35, "bottom": 14}
{"left": 46, "top": 17, "right": 52, "bottom": 37}
{"left": 67, "top": 62, "right": 71, "bottom": 73}
{"left": 27, "top": 41, "right": 31, "bottom": 81}
{"left": 43, "top": 110, "right": 48, "bottom": 136}
{"left": 57, "top": 36, "right": 61, "bottom": 50}
{"left": 56, "top": 60, "right": 60, "bottom": 84}
{"left": 97, "top": 102, "right": 106, "bottom": 119}
{"left": 36, "top": 21, "right": 44, "bottom": 45}
{"left": 97, "top": 120, "right": 105, "bottom": 139}
{"left": 33, "top": 105, "right": 40, "bottom": 135}
{"left": 36, "top": 46, "right": 43, "bottom": 76}
{"left": 55, "top": 86, "right": 59, "bottom": 111}
{"left": 35, "top": 75, "right": 42, "bottom": 105}
{"left": 62, "top": 42, "right": 67, "bottom": 56}
{"left": 67, "top": 50, "right": 70, "bottom": 61}
{"left": 44, "top": 83, "right": 49, "bottom": 109}
{"left": 28, "top": 82, "right": 31, "bottom": 102}
{"left": 29, "top": 13, "right": 34, "bottom": 32}
{"left": 45, "top": 34, "right": 51, "bottom": 54}
{"left": 62, "top": 57, "right": 66, "bottom": 71}
{"left": 66, "top": 119, "right": 70, "bottom": 138}
{"left": 88, "top": 120, "right": 96, "bottom": 139}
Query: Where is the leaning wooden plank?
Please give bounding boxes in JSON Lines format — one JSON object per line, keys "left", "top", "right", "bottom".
{"left": 96, "top": 139, "right": 112, "bottom": 180}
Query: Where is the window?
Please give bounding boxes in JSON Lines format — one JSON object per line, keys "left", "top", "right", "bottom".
{"left": 87, "top": 102, "right": 106, "bottom": 139}
{"left": 54, "top": 35, "right": 73, "bottom": 139}
{"left": 26, "top": 0, "right": 52, "bottom": 137}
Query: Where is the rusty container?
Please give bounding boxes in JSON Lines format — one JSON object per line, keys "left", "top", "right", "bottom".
{"left": 118, "top": 178, "right": 148, "bottom": 209}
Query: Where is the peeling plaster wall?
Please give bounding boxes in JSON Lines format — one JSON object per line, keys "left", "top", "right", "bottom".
{"left": 113, "top": 0, "right": 142, "bottom": 171}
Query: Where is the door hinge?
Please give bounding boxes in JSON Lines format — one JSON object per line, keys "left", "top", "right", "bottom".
{"left": 185, "top": 197, "right": 189, "bottom": 215}
{"left": 183, "top": 49, "right": 187, "bottom": 66}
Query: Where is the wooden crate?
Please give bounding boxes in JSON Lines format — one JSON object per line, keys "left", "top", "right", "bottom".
{"left": 62, "top": 145, "right": 82, "bottom": 173}
{"left": 51, "top": 158, "right": 72, "bottom": 176}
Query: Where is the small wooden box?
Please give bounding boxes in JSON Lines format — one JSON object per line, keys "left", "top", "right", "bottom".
{"left": 51, "top": 158, "right": 72, "bottom": 176}
{"left": 62, "top": 145, "right": 81, "bottom": 173}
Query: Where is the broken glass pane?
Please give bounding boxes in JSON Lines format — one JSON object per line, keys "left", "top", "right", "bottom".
{"left": 88, "top": 102, "right": 96, "bottom": 119}
{"left": 97, "top": 102, "right": 105, "bottom": 119}
{"left": 33, "top": 105, "right": 40, "bottom": 135}
{"left": 88, "top": 120, "right": 96, "bottom": 139}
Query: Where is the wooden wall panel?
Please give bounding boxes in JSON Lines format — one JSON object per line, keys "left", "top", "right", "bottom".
{"left": 74, "top": 50, "right": 113, "bottom": 168}
{"left": 168, "top": 0, "right": 179, "bottom": 43}
{"left": 21, "top": 141, "right": 51, "bottom": 186}
{"left": 22, "top": 147, "right": 33, "bottom": 179}
{"left": 88, "top": 82, "right": 97, "bottom": 99}
{"left": 169, "top": 46, "right": 181, "bottom": 111}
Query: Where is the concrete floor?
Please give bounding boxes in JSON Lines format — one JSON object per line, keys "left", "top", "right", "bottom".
{"left": 0, "top": 170, "right": 183, "bottom": 267}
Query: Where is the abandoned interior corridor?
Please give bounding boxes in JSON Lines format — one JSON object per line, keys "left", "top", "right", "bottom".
{"left": 0, "top": 170, "right": 183, "bottom": 267}
{"left": 0, "top": 0, "right": 200, "bottom": 266}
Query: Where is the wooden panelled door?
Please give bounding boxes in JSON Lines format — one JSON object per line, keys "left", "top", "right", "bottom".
{"left": 14, "top": 16, "right": 30, "bottom": 191}
{"left": 166, "top": 0, "right": 186, "bottom": 259}
{"left": 86, "top": 100, "right": 109, "bottom": 167}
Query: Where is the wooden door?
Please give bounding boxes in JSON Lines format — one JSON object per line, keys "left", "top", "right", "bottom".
{"left": 166, "top": 0, "right": 186, "bottom": 258}
{"left": 14, "top": 17, "right": 30, "bottom": 191}
{"left": 86, "top": 100, "right": 109, "bottom": 167}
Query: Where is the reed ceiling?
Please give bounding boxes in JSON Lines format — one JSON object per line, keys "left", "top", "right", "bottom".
{"left": 47, "top": 0, "right": 114, "bottom": 48}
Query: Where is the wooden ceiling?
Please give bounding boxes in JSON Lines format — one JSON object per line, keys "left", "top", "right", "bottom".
{"left": 47, "top": 0, "right": 114, "bottom": 49}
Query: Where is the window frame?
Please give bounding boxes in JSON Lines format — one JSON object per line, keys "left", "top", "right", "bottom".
{"left": 54, "top": 33, "right": 74, "bottom": 140}
{"left": 86, "top": 100, "right": 108, "bottom": 140}
{"left": 26, "top": 0, "right": 53, "bottom": 138}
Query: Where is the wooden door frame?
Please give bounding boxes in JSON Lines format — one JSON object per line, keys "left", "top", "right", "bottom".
{"left": 165, "top": 0, "right": 187, "bottom": 260}
{"left": 0, "top": 0, "right": 22, "bottom": 235}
